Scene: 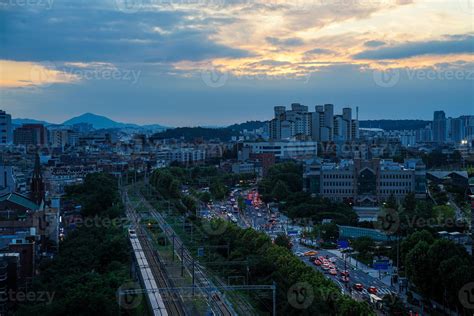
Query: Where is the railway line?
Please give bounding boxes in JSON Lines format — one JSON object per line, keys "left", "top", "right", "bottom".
{"left": 125, "top": 191, "right": 187, "bottom": 316}
{"left": 135, "top": 191, "right": 236, "bottom": 316}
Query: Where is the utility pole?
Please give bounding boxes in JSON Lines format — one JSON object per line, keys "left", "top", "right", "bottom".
{"left": 272, "top": 281, "right": 276, "bottom": 316}
{"left": 192, "top": 258, "right": 195, "bottom": 296}
{"left": 181, "top": 245, "right": 184, "bottom": 277}
{"left": 172, "top": 234, "right": 175, "bottom": 261}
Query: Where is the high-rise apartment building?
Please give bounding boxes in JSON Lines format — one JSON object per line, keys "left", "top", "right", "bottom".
{"left": 432, "top": 111, "right": 446, "bottom": 143}
{"left": 269, "top": 103, "right": 359, "bottom": 142}
{"left": 0, "top": 110, "right": 12, "bottom": 145}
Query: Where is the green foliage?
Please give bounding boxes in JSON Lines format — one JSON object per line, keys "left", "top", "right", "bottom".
{"left": 258, "top": 162, "right": 303, "bottom": 202}
{"left": 274, "top": 234, "right": 292, "bottom": 250}
{"left": 197, "top": 219, "right": 374, "bottom": 315}
{"left": 65, "top": 173, "right": 119, "bottom": 217}
{"left": 18, "top": 173, "right": 132, "bottom": 316}
{"left": 352, "top": 237, "right": 375, "bottom": 255}
{"left": 402, "top": 230, "right": 474, "bottom": 312}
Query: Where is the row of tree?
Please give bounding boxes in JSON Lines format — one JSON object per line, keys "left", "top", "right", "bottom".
{"left": 196, "top": 218, "right": 375, "bottom": 315}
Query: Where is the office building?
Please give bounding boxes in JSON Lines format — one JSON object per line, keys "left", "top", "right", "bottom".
{"left": 0, "top": 111, "right": 12, "bottom": 145}
{"left": 303, "top": 158, "right": 426, "bottom": 205}
{"left": 240, "top": 140, "right": 318, "bottom": 160}
{"left": 433, "top": 110, "right": 446, "bottom": 143}
{"left": 13, "top": 124, "right": 48, "bottom": 146}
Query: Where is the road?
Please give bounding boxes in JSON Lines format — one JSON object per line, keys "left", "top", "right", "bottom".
{"left": 206, "top": 187, "right": 396, "bottom": 305}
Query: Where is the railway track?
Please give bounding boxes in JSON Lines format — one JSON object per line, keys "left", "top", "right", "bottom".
{"left": 136, "top": 192, "right": 236, "bottom": 316}
{"left": 125, "top": 191, "right": 187, "bottom": 316}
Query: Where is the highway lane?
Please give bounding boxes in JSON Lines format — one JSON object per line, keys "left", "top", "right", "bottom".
{"left": 207, "top": 187, "right": 396, "bottom": 304}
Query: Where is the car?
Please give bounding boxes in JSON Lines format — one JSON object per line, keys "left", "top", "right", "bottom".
{"left": 304, "top": 251, "right": 318, "bottom": 256}
{"left": 340, "top": 276, "right": 349, "bottom": 283}
{"left": 368, "top": 286, "right": 377, "bottom": 294}
{"left": 322, "top": 263, "right": 330, "bottom": 270}
{"left": 329, "top": 269, "right": 337, "bottom": 275}
{"left": 314, "top": 260, "right": 322, "bottom": 266}
{"left": 295, "top": 252, "right": 304, "bottom": 257}
{"left": 340, "top": 270, "right": 350, "bottom": 277}
{"left": 353, "top": 283, "right": 364, "bottom": 291}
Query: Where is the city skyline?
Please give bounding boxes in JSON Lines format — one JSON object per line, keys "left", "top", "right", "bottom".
{"left": 1, "top": 0, "right": 473, "bottom": 125}
{"left": 3, "top": 105, "right": 474, "bottom": 128}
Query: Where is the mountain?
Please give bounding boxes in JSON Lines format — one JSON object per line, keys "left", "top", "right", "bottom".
{"left": 62, "top": 113, "right": 135, "bottom": 129}
{"left": 62, "top": 113, "right": 167, "bottom": 131}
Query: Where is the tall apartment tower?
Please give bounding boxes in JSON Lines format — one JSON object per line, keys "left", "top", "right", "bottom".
{"left": 0, "top": 110, "right": 12, "bottom": 145}
{"left": 269, "top": 103, "right": 359, "bottom": 142}
{"left": 433, "top": 111, "right": 446, "bottom": 143}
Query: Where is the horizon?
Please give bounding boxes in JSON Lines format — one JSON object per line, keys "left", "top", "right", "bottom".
{"left": 5, "top": 108, "right": 472, "bottom": 128}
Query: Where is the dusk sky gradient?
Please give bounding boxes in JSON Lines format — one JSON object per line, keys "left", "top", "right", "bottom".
{"left": 1, "top": 0, "right": 473, "bottom": 126}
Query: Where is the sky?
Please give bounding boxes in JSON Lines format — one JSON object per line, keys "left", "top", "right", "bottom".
{"left": 0, "top": 0, "right": 473, "bottom": 126}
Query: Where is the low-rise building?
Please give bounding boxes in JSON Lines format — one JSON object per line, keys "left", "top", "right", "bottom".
{"left": 304, "top": 158, "right": 426, "bottom": 206}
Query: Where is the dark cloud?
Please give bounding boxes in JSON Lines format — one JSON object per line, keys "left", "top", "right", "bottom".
{"left": 0, "top": 3, "right": 250, "bottom": 62}
{"left": 364, "top": 40, "right": 386, "bottom": 48}
{"left": 354, "top": 35, "right": 474, "bottom": 60}
{"left": 266, "top": 36, "right": 304, "bottom": 47}
{"left": 304, "top": 48, "right": 336, "bottom": 55}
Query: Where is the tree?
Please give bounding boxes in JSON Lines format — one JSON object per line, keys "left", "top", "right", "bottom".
{"left": 274, "top": 234, "right": 292, "bottom": 250}
{"left": 317, "top": 223, "right": 339, "bottom": 241}
{"left": 271, "top": 180, "right": 290, "bottom": 201}
{"left": 402, "top": 192, "right": 416, "bottom": 213}
{"left": 385, "top": 193, "right": 398, "bottom": 210}
{"left": 352, "top": 237, "right": 375, "bottom": 255}
{"left": 405, "top": 241, "right": 432, "bottom": 296}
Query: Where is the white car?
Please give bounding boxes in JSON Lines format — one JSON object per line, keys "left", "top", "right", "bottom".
{"left": 295, "top": 252, "right": 304, "bottom": 257}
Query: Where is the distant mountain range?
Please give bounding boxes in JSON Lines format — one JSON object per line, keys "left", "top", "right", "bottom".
{"left": 13, "top": 113, "right": 168, "bottom": 131}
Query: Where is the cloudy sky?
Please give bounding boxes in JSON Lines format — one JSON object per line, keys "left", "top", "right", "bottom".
{"left": 0, "top": 0, "right": 473, "bottom": 126}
